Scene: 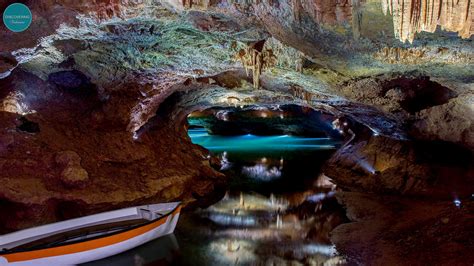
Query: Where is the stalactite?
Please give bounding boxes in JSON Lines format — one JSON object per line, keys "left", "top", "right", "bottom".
{"left": 382, "top": 0, "right": 473, "bottom": 43}
{"left": 182, "top": 0, "right": 193, "bottom": 9}
{"left": 292, "top": 0, "right": 302, "bottom": 22}
{"left": 181, "top": 0, "right": 211, "bottom": 9}
{"left": 289, "top": 84, "right": 312, "bottom": 103}
{"left": 374, "top": 46, "right": 427, "bottom": 63}
{"left": 235, "top": 41, "right": 277, "bottom": 89}
{"left": 352, "top": 0, "right": 362, "bottom": 40}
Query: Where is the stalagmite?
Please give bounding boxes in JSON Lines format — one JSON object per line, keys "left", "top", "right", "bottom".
{"left": 382, "top": 0, "right": 473, "bottom": 43}
{"left": 374, "top": 46, "right": 428, "bottom": 63}
{"left": 295, "top": 57, "right": 303, "bottom": 72}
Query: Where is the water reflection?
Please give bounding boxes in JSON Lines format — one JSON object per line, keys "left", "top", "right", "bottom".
{"left": 83, "top": 234, "right": 179, "bottom": 266}
{"left": 242, "top": 163, "right": 282, "bottom": 180}
{"left": 175, "top": 128, "right": 347, "bottom": 265}
{"left": 219, "top": 151, "right": 232, "bottom": 171}
{"left": 175, "top": 190, "right": 346, "bottom": 265}
{"left": 88, "top": 127, "right": 346, "bottom": 265}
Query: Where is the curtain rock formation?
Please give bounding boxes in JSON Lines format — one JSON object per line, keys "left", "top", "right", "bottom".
{"left": 382, "top": 0, "right": 473, "bottom": 43}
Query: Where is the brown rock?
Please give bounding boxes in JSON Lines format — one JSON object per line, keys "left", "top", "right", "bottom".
{"left": 55, "top": 151, "right": 82, "bottom": 166}
{"left": 323, "top": 135, "right": 474, "bottom": 199}
{"left": 60, "top": 166, "right": 89, "bottom": 188}
{"left": 0, "top": 52, "right": 17, "bottom": 78}
{"left": 331, "top": 192, "right": 474, "bottom": 265}
{"left": 0, "top": 135, "right": 14, "bottom": 152}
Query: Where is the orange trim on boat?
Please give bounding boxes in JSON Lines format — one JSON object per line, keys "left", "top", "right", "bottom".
{"left": 3, "top": 206, "right": 181, "bottom": 263}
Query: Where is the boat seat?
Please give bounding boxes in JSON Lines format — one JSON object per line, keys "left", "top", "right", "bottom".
{"left": 139, "top": 208, "right": 167, "bottom": 221}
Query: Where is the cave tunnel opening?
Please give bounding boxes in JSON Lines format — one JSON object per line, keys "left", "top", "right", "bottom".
{"left": 169, "top": 104, "right": 351, "bottom": 265}
{"left": 185, "top": 104, "right": 347, "bottom": 194}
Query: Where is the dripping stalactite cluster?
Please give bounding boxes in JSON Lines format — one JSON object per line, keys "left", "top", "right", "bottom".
{"left": 382, "top": 0, "right": 474, "bottom": 43}
{"left": 236, "top": 40, "right": 277, "bottom": 89}
{"left": 180, "top": 0, "right": 473, "bottom": 44}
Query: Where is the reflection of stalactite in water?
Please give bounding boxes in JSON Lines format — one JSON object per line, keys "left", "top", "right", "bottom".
{"left": 381, "top": 0, "right": 473, "bottom": 43}
{"left": 236, "top": 40, "right": 277, "bottom": 89}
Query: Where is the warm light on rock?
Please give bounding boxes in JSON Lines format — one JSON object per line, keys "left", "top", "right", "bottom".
{"left": 382, "top": 0, "right": 473, "bottom": 43}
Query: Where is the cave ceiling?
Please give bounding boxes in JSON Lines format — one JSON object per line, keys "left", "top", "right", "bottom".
{"left": 0, "top": 0, "right": 473, "bottom": 145}
{"left": 0, "top": 0, "right": 473, "bottom": 240}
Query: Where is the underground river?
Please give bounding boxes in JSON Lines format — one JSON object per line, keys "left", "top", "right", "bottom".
{"left": 85, "top": 107, "right": 348, "bottom": 265}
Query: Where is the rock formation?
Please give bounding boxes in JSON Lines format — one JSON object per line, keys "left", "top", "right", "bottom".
{"left": 236, "top": 41, "right": 277, "bottom": 89}
{"left": 0, "top": 69, "right": 226, "bottom": 232}
{"left": 0, "top": 0, "right": 472, "bottom": 264}
{"left": 382, "top": 0, "right": 474, "bottom": 43}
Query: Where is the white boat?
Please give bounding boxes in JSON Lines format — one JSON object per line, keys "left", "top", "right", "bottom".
{"left": 0, "top": 202, "right": 181, "bottom": 265}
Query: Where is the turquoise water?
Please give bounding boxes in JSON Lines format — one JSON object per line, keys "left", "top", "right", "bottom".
{"left": 188, "top": 127, "right": 342, "bottom": 194}
{"left": 86, "top": 127, "right": 345, "bottom": 265}
{"left": 188, "top": 128, "right": 340, "bottom": 152}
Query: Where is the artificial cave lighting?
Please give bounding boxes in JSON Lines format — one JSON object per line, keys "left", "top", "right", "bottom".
{"left": 1, "top": 0, "right": 473, "bottom": 265}
{"left": 242, "top": 163, "right": 282, "bottom": 180}
{"left": 0, "top": 92, "right": 35, "bottom": 115}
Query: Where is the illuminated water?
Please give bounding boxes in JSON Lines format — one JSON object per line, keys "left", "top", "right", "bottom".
{"left": 86, "top": 127, "right": 346, "bottom": 265}
{"left": 188, "top": 128, "right": 339, "bottom": 151}
{"left": 188, "top": 128, "right": 342, "bottom": 194}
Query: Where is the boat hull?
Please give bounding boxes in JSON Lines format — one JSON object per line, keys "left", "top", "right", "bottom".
{"left": 0, "top": 206, "right": 181, "bottom": 266}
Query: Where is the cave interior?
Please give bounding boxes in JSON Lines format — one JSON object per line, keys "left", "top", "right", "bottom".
{"left": 0, "top": 0, "right": 473, "bottom": 265}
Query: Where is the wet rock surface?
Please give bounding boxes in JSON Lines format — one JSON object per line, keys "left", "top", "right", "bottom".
{"left": 0, "top": 69, "right": 226, "bottom": 233}
{"left": 0, "top": 0, "right": 472, "bottom": 264}
{"left": 331, "top": 192, "right": 474, "bottom": 265}
{"left": 324, "top": 136, "right": 474, "bottom": 198}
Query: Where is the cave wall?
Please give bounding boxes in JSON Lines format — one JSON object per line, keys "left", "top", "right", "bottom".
{"left": 0, "top": 0, "right": 472, "bottom": 236}
{"left": 0, "top": 69, "right": 224, "bottom": 232}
